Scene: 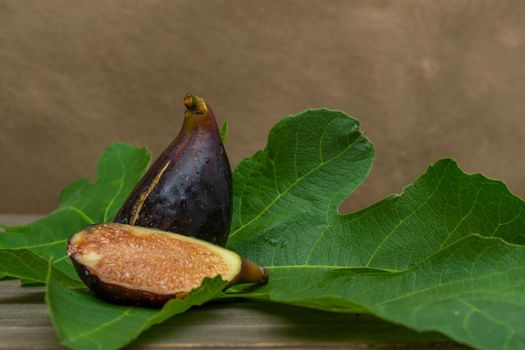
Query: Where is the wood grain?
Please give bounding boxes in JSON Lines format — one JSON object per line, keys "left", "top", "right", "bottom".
{"left": 0, "top": 215, "right": 469, "bottom": 349}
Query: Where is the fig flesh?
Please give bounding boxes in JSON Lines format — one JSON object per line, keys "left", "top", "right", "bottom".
{"left": 115, "top": 94, "right": 232, "bottom": 246}
{"left": 67, "top": 223, "right": 267, "bottom": 306}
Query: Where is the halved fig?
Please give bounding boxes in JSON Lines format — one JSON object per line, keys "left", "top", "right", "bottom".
{"left": 67, "top": 223, "right": 268, "bottom": 306}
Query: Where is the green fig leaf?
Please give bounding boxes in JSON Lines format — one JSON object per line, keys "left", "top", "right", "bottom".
{"left": 227, "top": 109, "right": 525, "bottom": 350}
{"left": 0, "top": 143, "right": 150, "bottom": 279}
{"left": 0, "top": 249, "right": 50, "bottom": 283}
{"left": 220, "top": 120, "right": 229, "bottom": 144}
{"left": 46, "top": 266, "right": 227, "bottom": 350}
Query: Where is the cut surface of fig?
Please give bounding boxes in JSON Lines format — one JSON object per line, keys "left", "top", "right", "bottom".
{"left": 68, "top": 223, "right": 267, "bottom": 306}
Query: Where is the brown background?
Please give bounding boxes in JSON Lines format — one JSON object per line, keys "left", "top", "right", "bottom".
{"left": 1, "top": 0, "right": 524, "bottom": 214}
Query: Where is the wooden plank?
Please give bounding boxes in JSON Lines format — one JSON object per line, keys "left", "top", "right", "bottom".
{"left": 0, "top": 281, "right": 62, "bottom": 349}
{"left": 133, "top": 302, "right": 467, "bottom": 349}
{"left": 0, "top": 215, "right": 469, "bottom": 349}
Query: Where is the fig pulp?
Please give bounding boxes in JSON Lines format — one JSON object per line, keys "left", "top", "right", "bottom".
{"left": 68, "top": 223, "right": 268, "bottom": 306}
{"left": 115, "top": 94, "right": 232, "bottom": 246}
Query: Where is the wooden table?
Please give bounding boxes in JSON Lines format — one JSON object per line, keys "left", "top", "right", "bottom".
{"left": 0, "top": 215, "right": 468, "bottom": 349}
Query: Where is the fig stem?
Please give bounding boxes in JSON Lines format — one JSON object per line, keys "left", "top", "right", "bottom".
{"left": 183, "top": 93, "right": 197, "bottom": 109}
{"left": 238, "top": 258, "right": 269, "bottom": 285}
{"left": 183, "top": 93, "right": 207, "bottom": 114}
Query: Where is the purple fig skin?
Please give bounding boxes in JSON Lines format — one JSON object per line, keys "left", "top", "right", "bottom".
{"left": 114, "top": 94, "right": 232, "bottom": 246}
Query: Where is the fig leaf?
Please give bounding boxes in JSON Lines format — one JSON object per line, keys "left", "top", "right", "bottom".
{"left": 220, "top": 120, "right": 229, "bottom": 144}
{"left": 0, "top": 249, "right": 49, "bottom": 283}
{"left": 46, "top": 265, "right": 227, "bottom": 350}
{"left": 228, "top": 109, "right": 525, "bottom": 350}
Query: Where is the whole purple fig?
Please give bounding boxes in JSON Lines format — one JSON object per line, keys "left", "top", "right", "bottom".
{"left": 115, "top": 94, "right": 232, "bottom": 246}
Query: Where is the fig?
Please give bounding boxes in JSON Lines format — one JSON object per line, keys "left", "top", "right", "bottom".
{"left": 67, "top": 223, "right": 268, "bottom": 306}
{"left": 115, "top": 94, "right": 232, "bottom": 246}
